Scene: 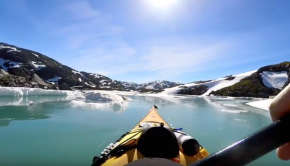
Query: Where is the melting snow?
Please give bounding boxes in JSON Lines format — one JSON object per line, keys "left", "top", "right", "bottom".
{"left": 78, "top": 78, "right": 82, "bottom": 82}
{"left": 260, "top": 71, "right": 288, "bottom": 89}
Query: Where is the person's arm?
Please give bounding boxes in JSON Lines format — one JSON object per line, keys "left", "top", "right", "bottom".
{"left": 269, "top": 83, "right": 290, "bottom": 160}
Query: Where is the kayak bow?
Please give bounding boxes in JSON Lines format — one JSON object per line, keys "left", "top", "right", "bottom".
{"left": 92, "top": 105, "right": 209, "bottom": 166}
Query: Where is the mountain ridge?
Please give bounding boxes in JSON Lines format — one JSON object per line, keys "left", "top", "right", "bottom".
{"left": 0, "top": 42, "right": 182, "bottom": 91}
{"left": 1, "top": 42, "right": 289, "bottom": 98}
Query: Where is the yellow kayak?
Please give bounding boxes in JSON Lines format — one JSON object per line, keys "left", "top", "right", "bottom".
{"left": 92, "top": 105, "right": 209, "bottom": 166}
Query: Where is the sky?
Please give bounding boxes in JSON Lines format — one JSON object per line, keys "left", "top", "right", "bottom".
{"left": 0, "top": 0, "right": 290, "bottom": 83}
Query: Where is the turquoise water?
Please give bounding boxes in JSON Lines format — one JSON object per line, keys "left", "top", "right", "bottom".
{"left": 0, "top": 95, "right": 289, "bottom": 166}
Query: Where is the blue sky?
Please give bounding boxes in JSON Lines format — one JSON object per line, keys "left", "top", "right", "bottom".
{"left": 0, "top": 0, "right": 289, "bottom": 83}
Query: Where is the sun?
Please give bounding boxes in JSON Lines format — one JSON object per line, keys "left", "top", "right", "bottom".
{"left": 147, "top": 0, "right": 176, "bottom": 8}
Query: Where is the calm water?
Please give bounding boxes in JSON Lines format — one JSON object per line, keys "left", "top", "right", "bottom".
{"left": 0, "top": 95, "right": 289, "bottom": 166}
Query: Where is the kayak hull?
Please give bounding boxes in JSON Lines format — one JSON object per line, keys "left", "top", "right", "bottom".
{"left": 100, "top": 106, "right": 208, "bottom": 166}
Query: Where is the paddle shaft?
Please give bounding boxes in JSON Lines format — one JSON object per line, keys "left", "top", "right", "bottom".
{"left": 190, "top": 115, "right": 290, "bottom": 166}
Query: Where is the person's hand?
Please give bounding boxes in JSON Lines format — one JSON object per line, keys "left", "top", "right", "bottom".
{"left": 269, "top": 83, "right": 290, "bottom": 160}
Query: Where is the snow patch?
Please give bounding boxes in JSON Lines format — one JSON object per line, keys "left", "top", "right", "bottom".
{"left": 7, "top": 50, "right": 21, "bottom": 53}
{"left": 0, "top": 45, "right": 17, "bottom": 51}
{"left": 85, "top": 82, "right": 96, "bottom": 87}
{"left": 7, "top": 61, "right": 22, "bottom": 68}
{"left": 91, "top": 73, "right": 102, "bottom": 78}
{"left": 72, "top": 70, "right": 86, "bottom": 78}
{"left": 31, "top": 61, "right": 46, "bottom": 70}
{"left": 79, "top": 78, "right": 82, "bottom": 82}
{"left": 47, "top": 76, "right": 61, "bottom": 83}
{"left": 0, "top": 45, "right": 21, "bottom": 53}
{"left": 161, "top": 70, "right": 257, "bottom": 96}
{"left": 0, "top": 58, "right": 22, "bottom": 70}
{"left": 32, "top": 53, "right": 39, "bottom": 58}
{"left": 260, "top": 71, "right": 288, "bottom": 89}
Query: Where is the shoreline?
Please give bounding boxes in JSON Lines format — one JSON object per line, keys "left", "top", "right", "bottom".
{"left": 0, "top": 87, "right": 275, "bottom": 112}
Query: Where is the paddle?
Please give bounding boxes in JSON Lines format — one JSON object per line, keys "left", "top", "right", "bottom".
{"left": 190, "top": 114, "right": 290, "bottom": 166}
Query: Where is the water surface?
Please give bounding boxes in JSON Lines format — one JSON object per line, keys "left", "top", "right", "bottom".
{"left": 0, "top": 95, "right": 289, "bottom": 166}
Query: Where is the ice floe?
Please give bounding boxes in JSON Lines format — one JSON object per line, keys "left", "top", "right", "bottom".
{"left": 0, "top": 87, "right": 81, "bottom": 97}
{"left": 246, "top": 99, "right": 273, "bottom": 111}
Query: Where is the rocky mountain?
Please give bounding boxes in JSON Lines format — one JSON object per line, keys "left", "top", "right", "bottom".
{"left": 210, "top": 62, "right": 290, "bottom": 98}
{"left": 121, "top": 80, "right": 182, "bottom": 91}
{"left": 0, "top": 42, "right": 125, "bottom": 90}
{"left": 162, "top": 62, "right": 290, "bottom": 98}
{"left": 1, "top": 42, "right": 289, "bottom": 97}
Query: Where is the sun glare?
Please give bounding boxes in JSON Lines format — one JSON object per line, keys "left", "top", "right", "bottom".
{"left": 147, "top": 0, "right": 176, "bottom": 9}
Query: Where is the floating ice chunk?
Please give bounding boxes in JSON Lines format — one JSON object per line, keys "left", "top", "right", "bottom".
{"left": 0, "top": 87, "right": 83, "bottom": 97}
{"left": 71, "top": 91, "right": 128, "bottom": 111}
{"left": 84, "top": 91, "right": 125, "bottom": 102}
{"left": 246, "top": 99, "right": 273, "bottom": 111}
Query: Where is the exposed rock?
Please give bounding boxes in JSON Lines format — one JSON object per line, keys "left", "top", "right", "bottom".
{"left": 32, "top": 74, "right": 48, "bottom": 86}
{"left": 0, "top": 69, "right": 9, "bottom": 77}
{"left": 210, "top": 62, "right": 290, "bottom": 98}
{"left": 177, "top": 85, "right": 208, "bottom": 95}
{"left": 7, "top": 82, "right": 15, "bottom": 87}
{"left": 59, "top": 82, "right": 71, "bottom": 90}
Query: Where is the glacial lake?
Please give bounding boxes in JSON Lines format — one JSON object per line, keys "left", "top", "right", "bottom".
{"left": 0, "top": 95, "right": 289, "bottom": 166}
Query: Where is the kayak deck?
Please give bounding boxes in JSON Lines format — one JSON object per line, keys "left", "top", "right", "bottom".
{"left": 100, "top": 106, "right": 208, "bottom": 166}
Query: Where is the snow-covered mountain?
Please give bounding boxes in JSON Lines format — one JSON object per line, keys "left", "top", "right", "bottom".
{"left": 1, "top": 42, "right": 289, "bottom": 98}
{"left": 0, "top": 42, "right": 125, "bottom": 90}
{"left": 121, "top": 80, "right": 182, "bottom": 91}
{"left": 161, "top": 62, "right": 290, "bottom": 98}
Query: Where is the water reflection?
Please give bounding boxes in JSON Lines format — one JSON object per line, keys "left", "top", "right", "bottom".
{"left": 0, "top": 105, "right": 50, "bottom": 127}
{"left": 0, "top": 96, "right": 73, "bottom": 127}
{"left": 0, "top": 96, "right": 75, "bottom": 106}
